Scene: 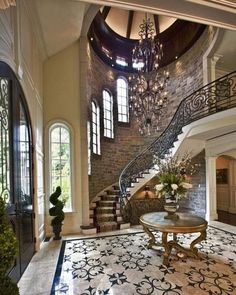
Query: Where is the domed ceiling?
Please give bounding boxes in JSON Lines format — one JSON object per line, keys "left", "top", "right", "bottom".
{"left": 88, "top": 7, "right": 206, "bottom": 72}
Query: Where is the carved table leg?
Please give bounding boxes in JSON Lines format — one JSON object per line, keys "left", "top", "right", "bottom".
{"left": 162, "top": 232, "right": 172, "bottom": 266}
{"left": 173, "top": 233, "right": 177, "bottom": 243}
{"left": 190, "top": 230, "right": 207, "bottom": 256}
{"left": 142, "top": 225, "right": 157, "bottom": 249}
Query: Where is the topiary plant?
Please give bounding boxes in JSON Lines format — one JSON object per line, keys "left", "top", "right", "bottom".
{"left": 0, "top": 196, "right": 19, "bottom": 295}
{"left": 49, "top": 186, "right": 65, "bottom": 240}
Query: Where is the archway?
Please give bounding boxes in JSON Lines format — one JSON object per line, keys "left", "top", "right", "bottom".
{"left": 216, "top": 155, "right": 236, "bottom": 226}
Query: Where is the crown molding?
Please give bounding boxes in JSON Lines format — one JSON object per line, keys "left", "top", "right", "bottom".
{"left": 78, "top": 0, "right": 236, "bottom": 31}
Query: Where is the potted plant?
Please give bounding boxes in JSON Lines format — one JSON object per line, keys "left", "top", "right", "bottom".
{"left": 154, "top": 153, "right": 196, "bottom": 219}
{"left": 0, "top": 196, "right": 19, "bottom": 294}
{"left": 49, "top": 186, "right": 65, "bottom": 240}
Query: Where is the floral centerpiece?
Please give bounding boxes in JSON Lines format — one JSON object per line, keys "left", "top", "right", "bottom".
{"left": 154, "top": 153, "right": 196, "bottom": 219}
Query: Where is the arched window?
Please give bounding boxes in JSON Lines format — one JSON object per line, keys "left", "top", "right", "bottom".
{"left": 49, "top": 123, "right": 72, "bottom": 212}
{"left": 103, "top": 89, "right": 114, "bottom": 138}
{"left": 92, "top": 100, "right": 101, "bottom": 154}
{"left": 117, "top": 77, "right": 129, "bottom": 123}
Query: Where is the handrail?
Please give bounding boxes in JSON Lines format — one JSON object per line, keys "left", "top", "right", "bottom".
{"left": 119, "top": 70, "right": 236, "bottom": 209}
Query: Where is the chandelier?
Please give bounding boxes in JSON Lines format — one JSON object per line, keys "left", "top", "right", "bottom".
{"left": 129, "top": 15, "right": 169, "bottom": 136}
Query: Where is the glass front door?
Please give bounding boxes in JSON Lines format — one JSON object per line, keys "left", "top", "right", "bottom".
{"left": 0, "top": 62, "right": 34, "bottom": 282}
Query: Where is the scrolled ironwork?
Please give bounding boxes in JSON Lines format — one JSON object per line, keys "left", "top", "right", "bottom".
{"left": 119, "top": 71, "right": 236, "bottom": 215}
{"left": 0, "top": 77, "right": 10, "bottom": 203}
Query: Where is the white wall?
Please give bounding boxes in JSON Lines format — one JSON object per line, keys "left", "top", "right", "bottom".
{"left": 43, "top": 41, "right": 84, "bottom": 235}
{"left": 0, "top": 0, "right": 45, "bottom": 249}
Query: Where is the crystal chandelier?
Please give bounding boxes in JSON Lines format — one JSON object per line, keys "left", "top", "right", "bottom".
{"left": 129, "top": 15, "right": 169, "bottom": 136}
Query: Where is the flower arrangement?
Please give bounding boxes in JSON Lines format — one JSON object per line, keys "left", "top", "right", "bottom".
{"left": 154, "top": 153, "right": 196, "bottom": 199}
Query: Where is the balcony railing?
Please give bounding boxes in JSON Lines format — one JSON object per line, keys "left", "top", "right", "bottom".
{"left": 119, "top": 71, "right": 236, "bottom": 211}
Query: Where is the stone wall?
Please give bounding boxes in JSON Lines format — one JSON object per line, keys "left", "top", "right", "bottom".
{"left": 88, "top": 26, "right": 216, "bottom": 201}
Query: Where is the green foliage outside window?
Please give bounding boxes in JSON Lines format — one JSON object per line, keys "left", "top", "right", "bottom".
{"left": 0, "top": 196, "right": 19, "bottom": 294}
{"left": 50, "top": 125, "right": 72, "bottom": 211}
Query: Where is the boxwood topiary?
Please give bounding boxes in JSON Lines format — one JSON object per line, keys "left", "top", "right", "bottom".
{"left": 49, "top": 186, "right": 65, "bottom": 226}
{"left": 0, "top": 196, "right": 19, "bottom": 294}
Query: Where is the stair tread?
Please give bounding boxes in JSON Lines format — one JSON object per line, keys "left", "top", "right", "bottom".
{"left": 96, "top": 213, "right": 118, "bottom": 217}
{"left": 96, "top": 207, "right": 116, "bottom": 210}
{"left": 97, "top": 221, "right": 117, "bottom": 225}
{"left": 99, "top": 201, "right": 115, "bottom": 203}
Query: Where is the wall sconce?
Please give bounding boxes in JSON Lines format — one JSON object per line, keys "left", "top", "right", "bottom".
{"left": 144, "top": 185, "right": 150, "bottom": 199}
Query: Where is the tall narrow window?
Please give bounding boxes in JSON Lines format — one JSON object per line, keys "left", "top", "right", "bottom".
{"left": 103, "top": 89, "right": 114, "bottom": 138}
{"left": 49, "top": 123, "right": 72, "bottom": 212}
{"left": 87, "top": 121, "right": 91, "bottom": 175}
{"left": 117, "top": 77, "right": 129, "bottom": 123}
{"left": 92, "top": 101, "right": 101, "bottom": 154}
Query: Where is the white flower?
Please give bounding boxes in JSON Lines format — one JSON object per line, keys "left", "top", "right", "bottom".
{"left": 155, "top": 184, "right": 164, "bottom": 191}
{"left": 181, "top": 182, "right": 192, "bottom": 189}
{"left": 171, "top": 183, "right": 178, "bottom": 190}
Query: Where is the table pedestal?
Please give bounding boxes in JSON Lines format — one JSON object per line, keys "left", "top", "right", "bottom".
{"left": 140, "top": 212, "right": 208, "bottom": 266}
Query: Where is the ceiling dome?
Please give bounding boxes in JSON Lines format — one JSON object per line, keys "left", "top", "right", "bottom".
{"left": 88, "top": 7, "right": 206, "bottom": 72}
{"left": 103, "top": 7, "right": 177, "bottom": 39}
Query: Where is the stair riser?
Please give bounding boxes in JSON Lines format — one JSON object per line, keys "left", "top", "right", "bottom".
{"left": 97, "top": 224, "right": 118, "bottom": 232}
{"left": 98, "top": 201, "right": 116, "bottom": 207}
{"left": 102, "top": 196, "right": 119, "bottom": 201}
{"left": 96, "top": 208, "right": 115, "bottom": 214}
{"left": 96, "top": 216, "right": 116, "bottom": 222}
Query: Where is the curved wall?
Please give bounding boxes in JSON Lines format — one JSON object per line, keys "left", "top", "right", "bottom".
{"left": 88, "top": 26, "right": 217, "bottom": 201}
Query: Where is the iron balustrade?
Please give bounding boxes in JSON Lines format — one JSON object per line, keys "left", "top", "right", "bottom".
{"left": 119, "top": 71, "right": 236, "bottom": 211}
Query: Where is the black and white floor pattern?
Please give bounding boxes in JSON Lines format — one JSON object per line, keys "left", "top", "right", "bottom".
{"left": 51, "top": 227, "right": 236, "bottom": 295}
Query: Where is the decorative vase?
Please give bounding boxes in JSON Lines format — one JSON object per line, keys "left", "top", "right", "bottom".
{"left": 164, "top": 194, "right": 179, "bottom": 220}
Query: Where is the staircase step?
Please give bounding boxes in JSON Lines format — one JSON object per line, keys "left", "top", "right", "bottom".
{"left": 96, "top": 207, "right": 115, "bottom": 214}
{"left": 97, "top": 221, "right": 118, "bottom": 232}
{"left": 96, "top": 214, "right": 116, "bottom": 222}
{"left": 98, "top": 201, "right": 116, "bottom": 207}
{"left": 102, "top": 195, "right": 119, "bottom": 201}
{"left": 117, "top": 222, "right": 130, "bottom": 230}
{"left": 105, "top": 190, "right": 119, "bottom": 195}
{"left": 113, "top": 185, "right": 119, "bottom": 190}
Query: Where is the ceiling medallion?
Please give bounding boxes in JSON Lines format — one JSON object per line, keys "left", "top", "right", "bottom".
{"left": 129, "top": 15, "right": 169, "bottom": 136}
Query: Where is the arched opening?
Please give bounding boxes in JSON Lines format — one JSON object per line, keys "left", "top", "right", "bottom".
{"left": 0, "top": 61, "right": 34, "bottom": 281}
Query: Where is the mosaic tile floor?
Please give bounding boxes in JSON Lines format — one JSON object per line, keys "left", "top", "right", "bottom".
{"left": 51, "top": 227, "right": 236, "bottom": 295}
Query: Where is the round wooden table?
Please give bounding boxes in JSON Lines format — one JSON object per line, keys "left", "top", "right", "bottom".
{"left": 140, "top": 212, "right": 208, "bottom": 266}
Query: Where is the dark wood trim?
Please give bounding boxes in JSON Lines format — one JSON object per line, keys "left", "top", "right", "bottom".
{"left": 101, "top": 6, "right": 111, "bottom": 20}
{"left": 126, "top": 10, "right": 134, "bottom": 39}
{"left": 153, "top": 15, "right": 160, "bottom": 35}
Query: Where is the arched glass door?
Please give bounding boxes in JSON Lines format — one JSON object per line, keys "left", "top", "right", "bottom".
{"left": 0, "top": 62, "right": 34, "bottom": 281}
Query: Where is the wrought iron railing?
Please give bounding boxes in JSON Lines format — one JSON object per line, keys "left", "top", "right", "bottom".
{"left": 119, "top": 71, "right": 236, "bottom": 209}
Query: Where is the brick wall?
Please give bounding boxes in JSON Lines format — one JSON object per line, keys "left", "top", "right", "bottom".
{"left": 87, "top": 26, "right": 216, "bottom": 201}
{"left": 179, "top": 150, "right": 206, "bottom": 217}
{"left": 124, "top": 150, "right": 206, "bottom": 224}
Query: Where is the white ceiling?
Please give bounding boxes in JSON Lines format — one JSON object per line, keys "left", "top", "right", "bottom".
{"left": 32, "top": 0, "right": 236, "bottom": 71}
{"left": 34, "top": 0, "right": 89, "bottom": 57}
{"left": 105, "top": 8, "right": 176, "bottom": 39}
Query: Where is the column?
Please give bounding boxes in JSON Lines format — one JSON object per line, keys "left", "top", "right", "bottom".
{"left": 229, "top": 160, "right": 236, "bottom": 214}
{"left": 205, "top": 156, "right": 218, "bottom": 221}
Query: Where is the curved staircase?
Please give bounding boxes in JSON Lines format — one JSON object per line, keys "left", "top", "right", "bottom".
{"left": 84, "top": 71, "right": 236, "bottom": 233}
{"left": 119, "top": 71, "right": 236, "bottom": 220}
